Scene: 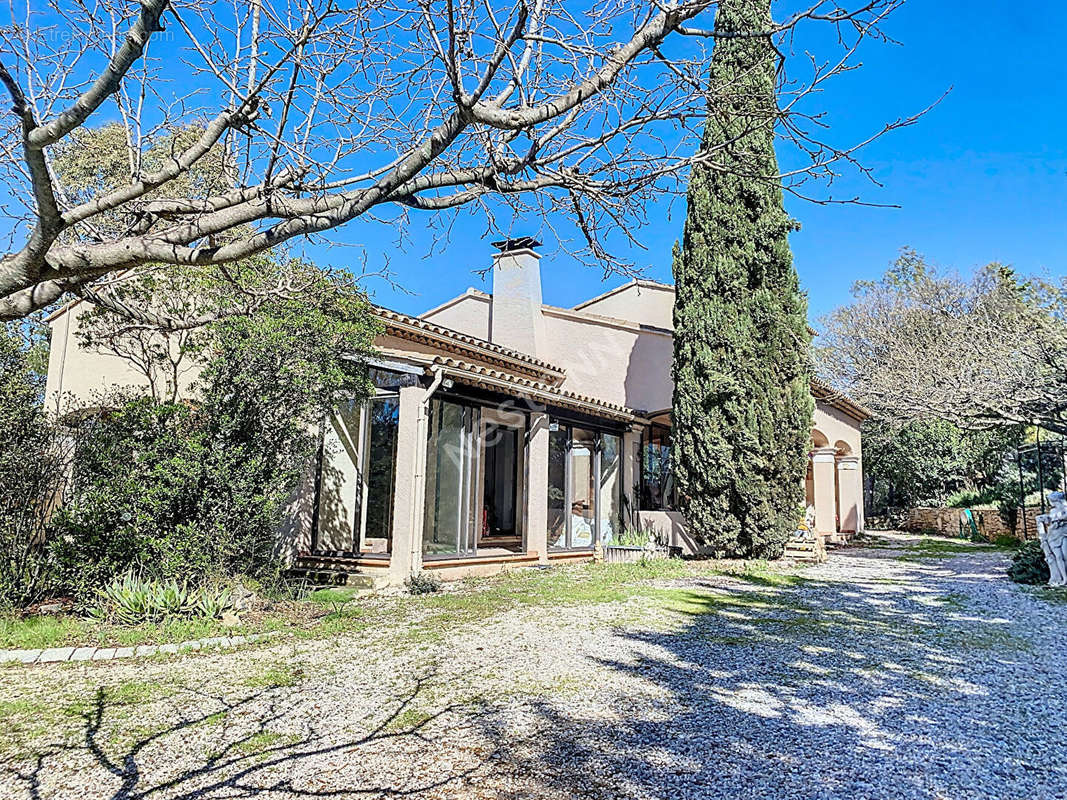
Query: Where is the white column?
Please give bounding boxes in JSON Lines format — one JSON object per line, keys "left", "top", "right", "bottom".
{"left": 836, "top": 455, "right": 863, "bottom": 535}
{"left": 527, "top": 412, "right": 550, "bottom": 564}
{"left": 811, "top": 447, "right": 838, "bottom": 536}
{"left": 388, "top": 383, "right": 428, "bottom": 582}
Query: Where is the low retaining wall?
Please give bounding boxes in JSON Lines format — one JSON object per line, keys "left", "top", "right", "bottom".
{"left": 905, "top": 506, "right": 1041, "bottom": 542}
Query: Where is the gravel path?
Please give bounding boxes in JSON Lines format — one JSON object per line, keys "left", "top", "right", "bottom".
{"left": 1, "top": 531, "right": 1065, "bottom": 800}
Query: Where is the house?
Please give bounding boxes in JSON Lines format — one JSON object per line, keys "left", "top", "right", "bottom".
{"left": 44, "top": 238, "right": 868, "bottom": 585}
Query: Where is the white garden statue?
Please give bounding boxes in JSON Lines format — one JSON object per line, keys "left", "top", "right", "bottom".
{"left": 1035, "top": 491, "right": 1067, "bottom": 586}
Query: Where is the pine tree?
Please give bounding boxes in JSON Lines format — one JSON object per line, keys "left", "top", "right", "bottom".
{"left": 671, "top": 0, "right": 814, "bottom": 558}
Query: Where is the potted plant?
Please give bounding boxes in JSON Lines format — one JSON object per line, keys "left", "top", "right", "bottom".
{"left": 602, "top": 526, "right": 677, "bottom": 563}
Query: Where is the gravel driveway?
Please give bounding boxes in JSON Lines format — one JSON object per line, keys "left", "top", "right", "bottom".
{"left": 2, "top": 531, "right": 1065, "bottom": 800}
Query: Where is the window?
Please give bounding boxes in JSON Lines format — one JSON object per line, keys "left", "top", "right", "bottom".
{"left": 422, "top": 398, "right": 528, "bottom": 557}
{"left": 314, "top": 393, "right": 399, "bottom": 555}
{"left": 423, "top": 399, "right": 478, "bottom": 556}
{"left": 641, "top": 424, "right": 674, "bottom": 511}
{"left": 547, "top": 425, "right": 568, "bottom": 548}
{"left": 363, "top": 396, "right": 400, "bottom": 551}
{"left": 547, "top": 419, "right": 624, "bottom": 550}
{"left": 599, "top": 433, "right": 622, "bottom": 544}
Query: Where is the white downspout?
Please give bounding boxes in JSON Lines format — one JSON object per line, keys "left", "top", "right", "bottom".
{"left": 409, "top": 365, "right": 447, "bottom": 575}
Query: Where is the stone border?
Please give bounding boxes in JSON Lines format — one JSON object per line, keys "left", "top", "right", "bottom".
{"left": 0, "top": 631, "right": 282, "bottom": 666}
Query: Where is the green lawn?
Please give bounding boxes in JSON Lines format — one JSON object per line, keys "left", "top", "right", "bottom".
{"left": 0, "top": 537, "right": 1000, "bottom": 654}
{"left": 0, "top": 557, "right": 800, "bottom": 652}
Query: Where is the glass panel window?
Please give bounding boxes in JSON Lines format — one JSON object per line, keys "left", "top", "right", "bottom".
{"left": 569, "top": 428, "right": 596, "bottom": 547}
{"left": 363, "top": 396, "right": 400, "bottom": 552}
{"left": 547, "top": 425, "right": 568, "bottom": 549}
{"left": 482, "top": 425, "right": 520, "bottom": 537}
{"left": 547, "top": 420, "right": 625, "bottom": 550}
{"left": 599, "top": 433, "right": 622, "bottom": 545}
{"left": 641, "top": 424, "right": 673, "bottom": 511}
{"left": 423, "top": 399, "right": 478, "bottom": 555}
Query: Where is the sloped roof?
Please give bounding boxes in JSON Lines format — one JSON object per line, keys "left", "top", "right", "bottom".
{"left": 810, "top": 379, "right": 873, "bottom": 422}
{"left": 372, "top": 306, "right": 566, "bottom": 384}
{"left": 430, "top": 356, "right": 639, "bottom": 423}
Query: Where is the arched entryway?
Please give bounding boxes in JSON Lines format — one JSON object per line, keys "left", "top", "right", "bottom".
{"left": 807, "top": 431, "right": 863, "bottom": 540}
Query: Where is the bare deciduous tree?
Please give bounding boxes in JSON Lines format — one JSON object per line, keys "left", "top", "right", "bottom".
{"left": 817, "top": 249, "right": 1067, "bottom": 435}
{"left": 0, "top": 0, "right": 913, "bottom": 321}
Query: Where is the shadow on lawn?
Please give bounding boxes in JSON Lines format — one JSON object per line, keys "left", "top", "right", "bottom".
{"left": 7, "top": 671, "right": 499, "bottom": 799}
{"left": 7, "top": 543, "right": 1063, "bottom": 799}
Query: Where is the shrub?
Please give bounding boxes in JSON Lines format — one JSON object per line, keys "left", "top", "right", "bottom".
{"left": 615, "top": 528, "right": 653, "bottom": 548}
{"left": 89, "top": 571, "right": 233, "bottom": 625}
{"left": 48, "top": 267, "right": 379, "bottom": 600}
{"left": 405, "top": 571, "right": 442, "bottom": 595}
{"left": 0, "top": 322, "right": 65, "bottom": 609}
{"left": 1007, "top": 540, "right": 1051, "bottom": 585}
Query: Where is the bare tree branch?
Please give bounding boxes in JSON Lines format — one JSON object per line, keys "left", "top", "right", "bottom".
{"left": 0, "top": 0, "right": 915, "bottom": 320}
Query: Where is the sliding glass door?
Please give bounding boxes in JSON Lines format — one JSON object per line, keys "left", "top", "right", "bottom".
{"left": 314, "top": 393, "right": 399, "bottom": 556}
{"left": 361, "top": 396, "right": 400, "bottom": 553}
{"left": 548, "top": 421, "right": 624, "bottom": 550}
{"left": 423, "top": 399, "right": 479, "bottom": 556}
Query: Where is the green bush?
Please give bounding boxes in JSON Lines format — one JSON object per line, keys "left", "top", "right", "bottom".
{"left": 1007, "top": 540, "right": 1051, "bottom": 585}
{"left": 89, "top": 571, "right": 233, "bottom": 625}
{"left": 405, "top": 571, "right": 442, "bottom": 595}
{"left": 47, "top": 269, "right": 379, "bottom": 601}
{"left": 49, "top": 397, "right": 205, "bottom": 597}
{"left": 0, "top": 322, "right": 62, "bottom": 609}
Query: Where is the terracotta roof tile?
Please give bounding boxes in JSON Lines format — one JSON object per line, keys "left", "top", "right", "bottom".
{"left": 372, "top": 306, "right": 565, "bottom": 382}
{"left": 430, "top": 356, "right": 638, "bottom": 422}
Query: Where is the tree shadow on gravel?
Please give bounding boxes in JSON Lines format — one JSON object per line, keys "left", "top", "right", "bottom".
{"left": 5, "top": 544, "right": 1063, "bottom": 799}
{"left": 6, "top": 670, "right": 500, "bottom": 799}
{"left": 471, "top": 546, "right": 1066, "bottom": 799}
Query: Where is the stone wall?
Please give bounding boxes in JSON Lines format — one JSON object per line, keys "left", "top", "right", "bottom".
{"left": 904, "top": 506, "right": 1041, "bottom": 542}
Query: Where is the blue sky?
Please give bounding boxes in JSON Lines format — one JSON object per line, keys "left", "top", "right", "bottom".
{"left": 3, "top": 2, "right": 1063, "bottom": 326}
{"left": 316, "top": 0, "right": 1067, "bottom": 325}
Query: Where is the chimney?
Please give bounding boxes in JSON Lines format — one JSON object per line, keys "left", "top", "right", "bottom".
{"left": 489, "top": 237, "right": 547, "bottom": 358}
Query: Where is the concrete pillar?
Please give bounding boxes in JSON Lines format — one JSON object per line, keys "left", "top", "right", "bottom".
{"left": 527, "top": 412, "right": 550, "bottom": 564}
{"left": 811, "top": 447, "right": 838, "bottom": 536}
{"left": 836, "top": 455, "right": 863, "bottom": 535}
{"left": 388, "top": 384, "right": 429, "bottom": 582}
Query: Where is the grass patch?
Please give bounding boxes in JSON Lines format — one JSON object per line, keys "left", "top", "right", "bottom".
{"left": 894, "top": 537, "right": 1004, "bottom": 562}
{"left": 233, "top": 730, "right": 302, "bottom": 757}
{"left": 933, "top": 592, "right": 970, "bottom": 610}
{"left": 243, "top": 663, "right": 304, "bottom": 688}
{"left": 382, "top": 707, "right": 434, "bottom": 734}
{"left": 0, "top": 556, "right": 799, "bottom": 655}
{"left": 1025, "top": 586, "right": 1067, "bottom": 606}
{"left": 715, "top": 561, "right": 813, "bottom": 589}
{"left": 0, "top": 612, "right": 288, "bottom": 651}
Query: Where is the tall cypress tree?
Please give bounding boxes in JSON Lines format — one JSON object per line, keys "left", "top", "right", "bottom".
{"left": 671, "top": 0, "right": 814, "bottom": 558}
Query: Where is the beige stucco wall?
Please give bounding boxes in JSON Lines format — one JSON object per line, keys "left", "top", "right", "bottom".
{"left": 812, "top": 403, "right": 863, "bottom": 462}
{"left": 419, "top": 292, "right": 492, "bottom": 340}
{"left": 574, "top": 282, "right": 675, "bottom": 331}
{"left": 44, "top": 302, "right": 202, "bottom": 413}
{"left": 541, "top": 309, "right": 673, "bottom": 412}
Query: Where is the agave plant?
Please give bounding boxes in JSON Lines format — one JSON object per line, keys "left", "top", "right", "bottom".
{"left": 91, "top": 571, "right": 234, "bottom": 625}
{"left": 93, "top": 571, "right": 154, "bottom": 624}
{"left": 194, "top": 586, "right": 234, "bottom": 620}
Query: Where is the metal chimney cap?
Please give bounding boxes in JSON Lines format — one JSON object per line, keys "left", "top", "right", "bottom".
{"left": 491, "top": 236, "right": 542, "bottom": 252}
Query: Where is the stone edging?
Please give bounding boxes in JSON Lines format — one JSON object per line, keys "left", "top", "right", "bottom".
{"left": 0, "top": 631, "right": 283, "bottom": 666}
